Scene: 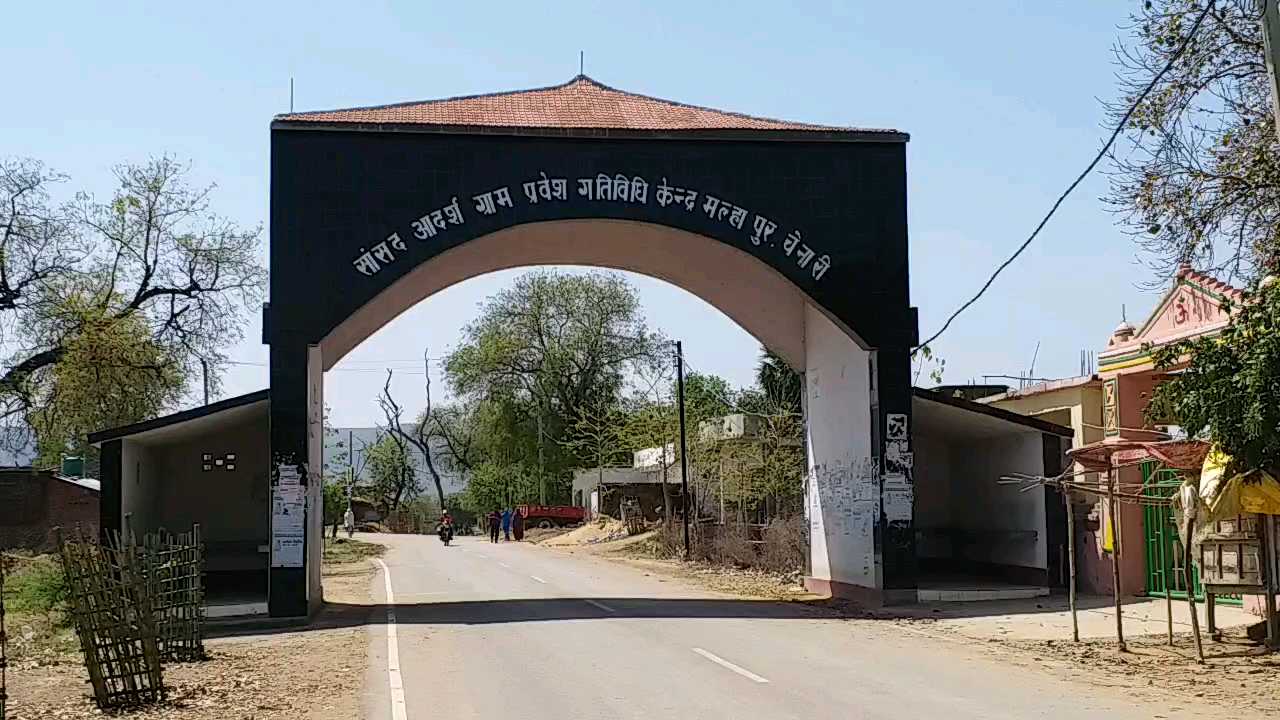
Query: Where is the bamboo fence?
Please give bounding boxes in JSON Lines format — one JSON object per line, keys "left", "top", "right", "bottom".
{"left": 58, "top": 529, "right": 166, "bottom": 709}
{"left": 139, "top": 526, "right": 206, "bottom": 662}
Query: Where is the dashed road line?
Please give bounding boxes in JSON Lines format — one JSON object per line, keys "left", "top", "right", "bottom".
{"left": 374, "top": 558, "right": 409, "bottom": 720}
{"left": 530, "top": 575, "right": 547, "bottom": 584}
{"left": 583, "top": 599, "right": 616, "bottom": 613}
{"left": 692, "top": 648, "right": 770, "bottom": 684}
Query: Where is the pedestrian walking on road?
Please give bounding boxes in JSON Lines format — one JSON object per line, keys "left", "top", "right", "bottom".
{"left": 488, "top": 509, "right": 501, "bottom": 543}
{"left": 512, "top": 507, "right": 525, "bottom": 541}
{"left": 501, "top": 507, "right": 513, "bottom": 541}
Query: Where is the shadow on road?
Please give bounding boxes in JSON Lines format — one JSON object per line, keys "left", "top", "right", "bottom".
{"left": 208, "top": 597, "right": 836, "bottom": 638}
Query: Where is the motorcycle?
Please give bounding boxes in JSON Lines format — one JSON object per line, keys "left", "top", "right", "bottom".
{"left": 437, "top": 523, "right": 453, "bottom": 546}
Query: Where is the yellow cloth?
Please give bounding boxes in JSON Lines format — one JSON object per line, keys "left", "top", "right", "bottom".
{"left": 1199, "top": 447, "right": 1280, "bottom": 516}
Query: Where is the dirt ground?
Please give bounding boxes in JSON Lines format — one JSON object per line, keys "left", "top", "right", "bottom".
{"left": 538, "top": 517, "right": 628, "bottom": 546}
{"left": 996, "top": 630, "right": 1280, "bottom": 715}
{"left": 5, "top": 548, "right": 379, "bottom": 720}
{"left": 553, "top": 534, "right": 1280, "bottom": 715}
{"left": 564, "top": 529, "right": 810, "bottom": 601}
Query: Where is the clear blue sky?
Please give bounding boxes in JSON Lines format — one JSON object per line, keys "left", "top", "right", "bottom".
{"left": 5, "top": 1, "right": 1162, "bottom": 426}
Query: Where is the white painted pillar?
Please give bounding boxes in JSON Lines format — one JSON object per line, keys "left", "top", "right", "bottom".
{"left": 306, "top": 345, "right": 325, "bottom": 609}
{"left": 802, "top": 304, "right": 881, "bottom": 600}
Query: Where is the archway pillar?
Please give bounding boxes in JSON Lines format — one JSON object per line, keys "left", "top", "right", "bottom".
{"left": 803, "top": 306, "right": 916, "bottom": 604}
{"left": 267, "top": 337, "right": 324, "bottom": 617}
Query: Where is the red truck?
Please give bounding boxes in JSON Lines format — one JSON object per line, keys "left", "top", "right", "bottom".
{"left": 517, "top": 504, "right": 586, "bottom": 529}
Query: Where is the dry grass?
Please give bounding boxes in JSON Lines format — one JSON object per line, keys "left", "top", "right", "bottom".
{"left": 322, "top": 536, "right": 386, "bottom": 566}
{"left": 5, "top": 542, "right": 382, "bottom": 719}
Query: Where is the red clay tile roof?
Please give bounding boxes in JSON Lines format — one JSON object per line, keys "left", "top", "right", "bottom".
{"left": 1176, "top": 263, "right": 1245, "bottom": 303}
{"left": 276, "top": 75, "right": 903, "bottom": 137}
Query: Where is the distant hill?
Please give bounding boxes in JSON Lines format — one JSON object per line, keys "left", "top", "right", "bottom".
{"left": 325, "top": 426, "right": 467, "bottom": 497}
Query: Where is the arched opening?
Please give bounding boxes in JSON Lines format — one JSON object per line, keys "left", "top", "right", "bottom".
{"left": 292, "top": 220, "right": 881, "bottom": 612}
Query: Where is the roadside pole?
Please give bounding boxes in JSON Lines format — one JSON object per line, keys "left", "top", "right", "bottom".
{"left": 675, "top": 341, "right": 691, "bottom": 559}
{"left": 1264, "top": 0, "right": 1280, "bottom": 141}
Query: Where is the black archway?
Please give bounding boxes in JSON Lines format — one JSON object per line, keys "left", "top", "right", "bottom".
{"left": 266, "top": 78, "right": 916, "bottom": 616}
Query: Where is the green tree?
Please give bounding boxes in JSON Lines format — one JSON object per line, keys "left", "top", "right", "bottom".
{"left": 462, "top": 461, "right": 538, "bottom": 513}
{"left": 364, "top": 433, "right": 417, "bottom": 513}
{"left": 445, "top": 270, "right": 665, "bottom": 471}
{"left": 560, "top": 394, "right": 629, "bottom": 502}
{"left": 1148, "top": 280, "right": 1280, "bottom": 474}
{"left": 27, "top": 288, "right": 185, "bottom": 466}
{"left": 1106, "top": 1, "right": 1278, "bottom": 281}
{"left": 0, "top": 156, "right": 265, "bottom": 452}
{"left": 756, "top": 349, "right": 802, "bottom": 409}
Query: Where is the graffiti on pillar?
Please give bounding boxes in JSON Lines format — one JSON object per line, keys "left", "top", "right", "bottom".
{"left": 886, "top": 413, "right": 908, "bottom": 440}
{"left": 882, "top": 413, "right": 913, "bottom": 523}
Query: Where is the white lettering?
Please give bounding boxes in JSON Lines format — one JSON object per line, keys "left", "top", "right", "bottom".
{"left": 751, "top": 215, "right": 777, "bottom": 246}
{"left": 494, "top": 186, "right": 513, "bottom": 208}
{"left": 353, "top": 250, "right": 380, "bottom": 276}
{"left": 656, "top": 178, "right": 674, "bottom": 207}
{"left": 783, "top": 229, "right": 802, "bottom": 256}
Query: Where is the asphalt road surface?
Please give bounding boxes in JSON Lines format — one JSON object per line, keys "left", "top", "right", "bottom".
{"left": 356, "top": 534, "right": 1222, "bottom": 720}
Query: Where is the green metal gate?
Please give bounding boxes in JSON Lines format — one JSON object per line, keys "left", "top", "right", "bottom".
{"left": 1141, "top": 462, "right": 1241, "bottom": 605}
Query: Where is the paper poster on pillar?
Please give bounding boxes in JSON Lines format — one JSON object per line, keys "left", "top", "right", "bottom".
{"left": 271, "top": 468, "right": 306, "bottom": 568}
{"left": 271, "top": 536, "right": 304, "bottom": 568}
{"left": 882, "top": 472, "right": 913, "bottom": 522}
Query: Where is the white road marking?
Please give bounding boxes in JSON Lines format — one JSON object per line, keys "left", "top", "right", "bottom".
{"left": 374, "top": 559, "right": 409, "bottom": 720}
{"left": 530, "top": 575, "right": 547, "bottom": 584}
{"left": 497, "top": 561, "right": 511, "bottom": 569}
{"left": 473, "top": 552, "right": 488, "bottom": 559}
{"left": 692, "top": 648, "right": 770, "bottom": 684}
{"left": 583, "top": 599, "right": 616, "bottom": 613}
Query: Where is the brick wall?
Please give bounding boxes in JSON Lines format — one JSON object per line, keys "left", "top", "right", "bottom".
{"left": 0, "top": 470, "right": 99, "bottom": 551}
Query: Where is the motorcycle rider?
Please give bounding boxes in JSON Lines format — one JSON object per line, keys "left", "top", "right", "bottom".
{"left": 437, "top": 511, "right": 454, "bottom": 544}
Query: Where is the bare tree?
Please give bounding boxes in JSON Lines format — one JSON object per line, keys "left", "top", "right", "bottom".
{"left": 1106, "top": 0, "right": 1278, "bottom": 282}
{"left": 430, "top": 401, "right": 479, "bottom": 476}
{"left": 377, "top": 356, "right": 448, "bottom": 509}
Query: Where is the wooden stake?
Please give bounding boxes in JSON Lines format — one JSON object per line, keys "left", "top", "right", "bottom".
{"left": 1108, "top": 468, "right": 1126, "bottom": 652}
{"left": 1183, "top": 514, "right": 1205, "bottom": 663}
{"left": 1065, "top": 489, "right": 1079, "bottom": 642}
{"left": 1165, "top": 578, "right": 1175, "bottom": 646}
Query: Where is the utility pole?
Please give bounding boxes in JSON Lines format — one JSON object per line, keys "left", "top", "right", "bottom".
{"left": 537, "top": 410, "right": 546, "bottom": 504}
{"left": 1262, "top": 0, "right": 1280, "bottom": 141}
{"left": 200, "top": 358, "right": 210, "bottom": 405}
{"left": 675, "top": 341, "right": 691, "bottom": 559}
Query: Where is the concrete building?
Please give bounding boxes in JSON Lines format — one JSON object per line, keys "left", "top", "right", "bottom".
{"left": 92, "top": 390, "right": 272, "bottom": 617}
{"left": 983, "top": 376, "right": 1109, "bottom": 592}
{"left": 911, "top": 388, "right": 1072, "bottom": 599}
{"left": 0, "top": 467, "right": 99, "bottom": 551}
{"left": 985, "top": 265, "right": 1249, "bottom": 602}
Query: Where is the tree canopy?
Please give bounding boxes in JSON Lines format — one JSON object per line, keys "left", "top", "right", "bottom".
{"left": 0, "top": 156, "right": 265, "bottom": 460}
{"left": 1149, "top": 280, "right": 1280, "bottom": 474}
{"left": 1107, "top": 0, "right": 1278, "bottom": 282}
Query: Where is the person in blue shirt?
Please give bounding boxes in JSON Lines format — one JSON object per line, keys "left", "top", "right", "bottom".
{"left": 501, "top": 507, "right": 513, "bottom": 541}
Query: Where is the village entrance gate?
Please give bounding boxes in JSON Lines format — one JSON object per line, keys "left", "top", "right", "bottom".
{"left": 265, "top": 77, "right": 917, "bottom": 617}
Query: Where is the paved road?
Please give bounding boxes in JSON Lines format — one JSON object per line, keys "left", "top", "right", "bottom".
{"left": 358, "top": 534, "right": 1224, "bottom": 720}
